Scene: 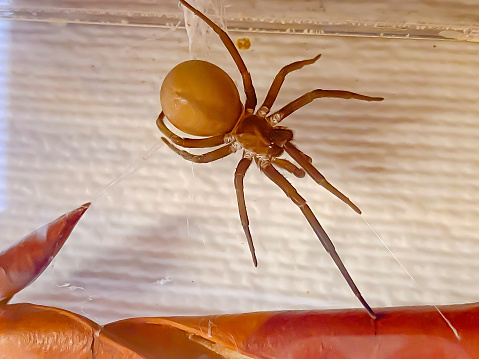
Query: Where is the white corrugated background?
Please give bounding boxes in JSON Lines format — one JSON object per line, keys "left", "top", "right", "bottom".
{"left": 0, "top": 1, "right": 478, "bottom": 326}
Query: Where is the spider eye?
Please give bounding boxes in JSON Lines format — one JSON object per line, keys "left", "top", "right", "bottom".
{"left": 160, "top": 60, "right": 243, "bottom": 137}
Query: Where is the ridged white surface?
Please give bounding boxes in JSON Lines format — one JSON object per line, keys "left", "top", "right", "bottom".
{"left": 0, "top": 9, "right": 478, "bottom": 325}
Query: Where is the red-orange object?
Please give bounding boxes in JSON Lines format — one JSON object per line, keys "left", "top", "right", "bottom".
{"left": 0, "top": 203, "right": 90, "bottom": 303}
{"left": 0, "top": 303, "right": 145, "bottom": 358}
{"left": 1, "top": 302, "right": 478, "bottom": 358}
{"left": 104, "top": 304, "right": 479, "bottom": 359}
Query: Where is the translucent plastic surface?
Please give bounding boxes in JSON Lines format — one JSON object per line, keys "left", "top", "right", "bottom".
{"left": 1, "top": 0, "right": 479, "bottom": 41}
{"left": 0, "top": 1, "right": 478, "bottom": 325}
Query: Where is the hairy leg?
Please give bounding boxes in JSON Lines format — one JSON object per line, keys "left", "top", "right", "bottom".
{"left": 258, "top": 54, "right": 321, "bottom": 117}
{"left": 157, "top": 113, "right": 226, "bottom": 148}
{"left": 180, "top": 0, "right": 257, "bottom": 112}
{"left": 284, "top": 142, "right": 361, "bottom": 214}
{"left": 261, "top": 163, "right": 376, "bottom": 319}
{"left": 267, "top": 89, "right": 383, "bottom": 125}
{"left": 234, "top": 157, "right": 257, "bottom": 266}
{"left": 161, "top": 137, "right": 234, "bottom": 163}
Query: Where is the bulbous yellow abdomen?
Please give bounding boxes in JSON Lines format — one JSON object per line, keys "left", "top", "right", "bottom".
{"left": 160, "top": 60, "right": 243, "bottom": 137}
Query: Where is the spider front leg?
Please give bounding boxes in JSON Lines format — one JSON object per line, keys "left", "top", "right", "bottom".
{"left": 234, "top": 157, "right": 257, "bottom": 266}
{"left": 261, "top": 163, "right": 376, "bottom": 319}
{"left": 258, "top": 54, "right": 321, "bottom": 117}
{"left": 267, "top": 128, "right": 359, "bottom": 213}
{"left": 157, "top": 112, "right": 226, "bottom": 148}
{"left": 268, "top": 89, "right": 384, "bottom": 125}
{"left": 161, "top": 137, "right": 234, "bottom": 163}
{"left": 284, "top": 142, "right": 361, "bottom": 215}
{"left": 179, "top": 0, "right": 257, "bottom": 112}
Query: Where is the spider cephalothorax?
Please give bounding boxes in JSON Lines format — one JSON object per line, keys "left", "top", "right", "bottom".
{"left": 157, "top": 0, "right": 383, "bottom": 319}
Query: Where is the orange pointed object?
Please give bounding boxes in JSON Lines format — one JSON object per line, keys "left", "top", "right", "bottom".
{"left": 0, "top": 203, "right": 90, "bottom": 302}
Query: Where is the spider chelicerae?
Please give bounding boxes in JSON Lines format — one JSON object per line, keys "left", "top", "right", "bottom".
{"left": 157, "top": 0, "right": 383, "bottom": 318}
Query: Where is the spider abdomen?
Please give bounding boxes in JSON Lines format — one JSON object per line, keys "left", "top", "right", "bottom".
{"left": 160, "top": 60, "right": 243, "bottom": 137}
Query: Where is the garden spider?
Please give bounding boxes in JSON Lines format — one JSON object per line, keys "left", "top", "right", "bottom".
{"left": 157, "top": 0, "right": 383, "bottom": 318}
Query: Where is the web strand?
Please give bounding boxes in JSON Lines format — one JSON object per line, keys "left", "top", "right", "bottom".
{"left": 361, "top": 216, "right": 460, "bottom": 340}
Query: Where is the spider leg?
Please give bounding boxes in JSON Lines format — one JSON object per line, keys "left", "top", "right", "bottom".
{"left": 284, "top": 141, "right": 361, "bottom": 215}
{"left": 234, "top": 157, "right": 257, "bottom": 266}
{"left": 261, "top": 163, "right": 376, "bottom": 319}
{"left": 272, "top": 158, "right": 305, "bottom": 178}
{"left": 258, "top": 54, "right": 321, "bottom": 117}
{"left": 162, "top": 137, "right": 234, "bottom": 163}
{"left": 267, "top": 128, "right": 359, "bottom": 213}
{"left": 179, "top": 0, "right": 257, "bottom": 112}
{"left": 267, "top": 89, "right": 384, "bottom": 125}
{"left": 157, "top": 112, "right": 226, "bottom": 148}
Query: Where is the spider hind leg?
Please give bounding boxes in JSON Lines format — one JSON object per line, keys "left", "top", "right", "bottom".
{"left": 161, "top": 137, "right": 234, "bottom": 163}
{"left": 157, "top": 112, "right": 226, "bottom": 148}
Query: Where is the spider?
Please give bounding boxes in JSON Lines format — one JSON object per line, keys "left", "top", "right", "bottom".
{"left": 157, "top": 0, "right": 383, "bottom": 319}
